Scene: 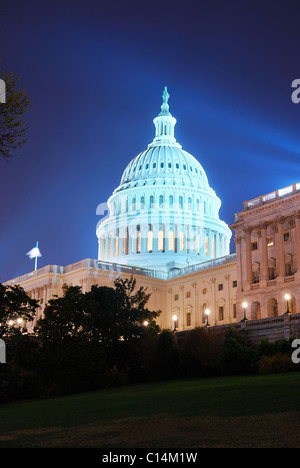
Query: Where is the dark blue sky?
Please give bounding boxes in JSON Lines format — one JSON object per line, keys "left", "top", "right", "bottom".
{"left": 1, "top": 0, "right": 300, "bottom": 282}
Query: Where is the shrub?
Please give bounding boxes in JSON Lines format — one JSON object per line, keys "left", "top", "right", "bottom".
{"left": 258, "top": 353, "right": 295, "bottom": 374}
{"left": 218, "top": 326, "right": 258, "bottom": 375}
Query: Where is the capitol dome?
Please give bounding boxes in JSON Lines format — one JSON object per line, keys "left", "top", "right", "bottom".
{"left": 96, "top": 87, "right": 231, "bottom": 271}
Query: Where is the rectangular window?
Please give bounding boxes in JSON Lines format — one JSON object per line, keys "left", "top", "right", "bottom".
{"left": 233, "top": 303, "right": 237, "bottom": 319}
{"left": 186, "top": 312, "right": 191, "bottom": 327}
{"left": 158, "top": 230, "right": 164, "bottom": 251}
{"left": 168, "top": 230, "right": 174, "bottom": 251}
{"left": 186, "top": 291, "right": 191, "bottom": 298}
{"left": 174, "top": 294, "right": 179, "bottom": 301}
{"left": 232, "top": 280, "right": 237, "bottom": 288}
{"left": 267, "top": 236, "right": 274, "bottom": 247}
{"left": 284, "top": 232, "right": 290, "bottom": 242}
{"left": 253, "top": 271, "right": 259, "bottom": 284}
{"left": 219, "top": 306, "right": 224, "bottom": 321}
{"left": 269, "top": 267, "right": 275, "bottom": 280}
{"left": 251, "top": 241, "right": 258, "bottom": 251}
{"left": 147, "top": 230, "right": 153, "bottom": 252}
{"left": 137, "top": 231, "right": 141, "bottom": 253}
{"left": 285, "top": 263, "right": 292, "bottom": 276}
{"left": 218, "top": 283, "right": 223, "bottom": 291}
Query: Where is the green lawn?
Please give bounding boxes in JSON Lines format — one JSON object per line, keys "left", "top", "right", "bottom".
{"left": 0, "top": 373, "right": 300, "bottom": 448}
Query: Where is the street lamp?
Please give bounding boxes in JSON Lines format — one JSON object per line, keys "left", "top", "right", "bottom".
{"left": 285, "top": 294, "right": 291, "bottom": 314}
{"left": 204, "top": 308, "right": 210, "bottom": 327}
{"left": 172, "top": 314, "right": 178, "bottom": 332}
{"left": 143, "top": 320, "right": 149, "bottom": 327}
{"left": 241, "top": 301, "right": 248, "bottom": 322}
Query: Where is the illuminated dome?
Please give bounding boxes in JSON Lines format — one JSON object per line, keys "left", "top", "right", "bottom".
{"left": 96, "top": 87, "right": 231, "bottom": 271}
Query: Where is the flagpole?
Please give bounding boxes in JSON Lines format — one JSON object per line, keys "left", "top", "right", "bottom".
{"left": 35, "top": 241, "right": 38, "bottom": 270}
{"left": 26, "top": 241, "right": 42, "bottom": 271}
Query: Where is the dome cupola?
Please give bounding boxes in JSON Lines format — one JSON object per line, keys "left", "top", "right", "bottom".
{"left": 96, "top": 87, "right": 231, "bottom": 272}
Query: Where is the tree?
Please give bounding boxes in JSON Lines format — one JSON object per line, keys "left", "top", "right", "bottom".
{"left": 0, "top": 283, "right": 38, "bottom": 336}
{"left": 0, "top": 66, "right": 31, "bottom": 160}
{"left": 35, "top": 277, "right": 161, "bottom": 394}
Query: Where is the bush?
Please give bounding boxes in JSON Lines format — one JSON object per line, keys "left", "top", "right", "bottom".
{"left": 179, "top": 327, "right": 223, "bottom": 377}
{"left": 258, "top": 353, "right": 295, "bottom": 374}
{"left": 218, "top": 326, "right": 258, "bottom": 375}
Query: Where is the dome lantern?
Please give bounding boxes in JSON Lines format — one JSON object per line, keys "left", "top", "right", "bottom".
{"left": 151, "top": 86, "right": 179, "bottom": 148}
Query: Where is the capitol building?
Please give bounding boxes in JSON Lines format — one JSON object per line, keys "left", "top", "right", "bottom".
{"left": 5, "top": 88, "right": 300, "bottom": 338}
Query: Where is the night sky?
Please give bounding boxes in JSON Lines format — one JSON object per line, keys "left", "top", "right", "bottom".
{"left": 1, "top": 0, "right": 300, "bottom": 282}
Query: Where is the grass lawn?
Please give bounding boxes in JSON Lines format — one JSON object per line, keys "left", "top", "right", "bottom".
{"left": 0, "top": 373, "right": 300, "bottom": 448}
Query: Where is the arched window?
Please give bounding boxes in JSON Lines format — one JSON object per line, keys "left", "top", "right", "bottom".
{"left": 188, "top": 197, "right": 192, "bottom": 210}
{"left": 168, "top": 230, "right": 174, "bottom": 251}
{"left": 140, "top": 196, "right": 145, "bottom": 210}
{"left": 159, "top": 195, "right": 164, "bottom": 208}
{"left": 150, "top": 195, "right": 154, "bottom": 209}
{"left": 169, "top": 195, "right": 174, "bottom": 208}
{"left": 132, "top": 198, "right": 136, "bottom": 211}
{"left": 179, "top": 196, "right": 183, "bottom": 209}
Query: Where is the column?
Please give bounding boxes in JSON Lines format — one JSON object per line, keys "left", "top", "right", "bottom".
{"left": 208, "top": 229, "right": 212, "bottom": 258}
{"left": 234, "top": 236, "right": 243, "bottom": 292}
{"left": 295, "top": 212, "right": 300, "bottom": 274}
{"left": 165, "top": 222, "right": 170, "bottom": 252}
{"left": 277, "top": 217, "right": 286, "bottom": 278}
{"left": 118, "top": 228, "right": 124, "bottom": 256}
{"left": 141, "top": 224, "right": 148, "bottom": 253}
{"left": 111, "top": 231, "right": 116, "bottom": 258}
{"left": 153, "top": 224, "right": 159, "bottom": 253}
{"left": 260, "top": 222, "right": 269, "bottom": 281}
{"left": 104, "top": 234, "right": 109, "bottom": 259}
{"left": 215, "top": 233, "right": 220, "bottom": 258}
{"left": 244, "top": 227, "right": 252, "bottom": 285}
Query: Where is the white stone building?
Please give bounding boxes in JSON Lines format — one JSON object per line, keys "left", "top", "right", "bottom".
{"left": 4, "top": 88, "right": 300, "bottom": 335}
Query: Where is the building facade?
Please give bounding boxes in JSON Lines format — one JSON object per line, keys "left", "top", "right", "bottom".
{"left": 4, "top": 89, "right": 300, "bottom": 336}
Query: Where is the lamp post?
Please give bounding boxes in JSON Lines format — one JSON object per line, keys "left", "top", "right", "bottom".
{"left": 204, "top": 308, "right": 210, "bottom": 327}
{"left": 172, "top": 314, "right": 178, "bottom": 332}
{"left": 285, "top": 294, "right": 291, "bottom": 314}
{"left": 241, "top": 301, "right": 248, "bottom": 322}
